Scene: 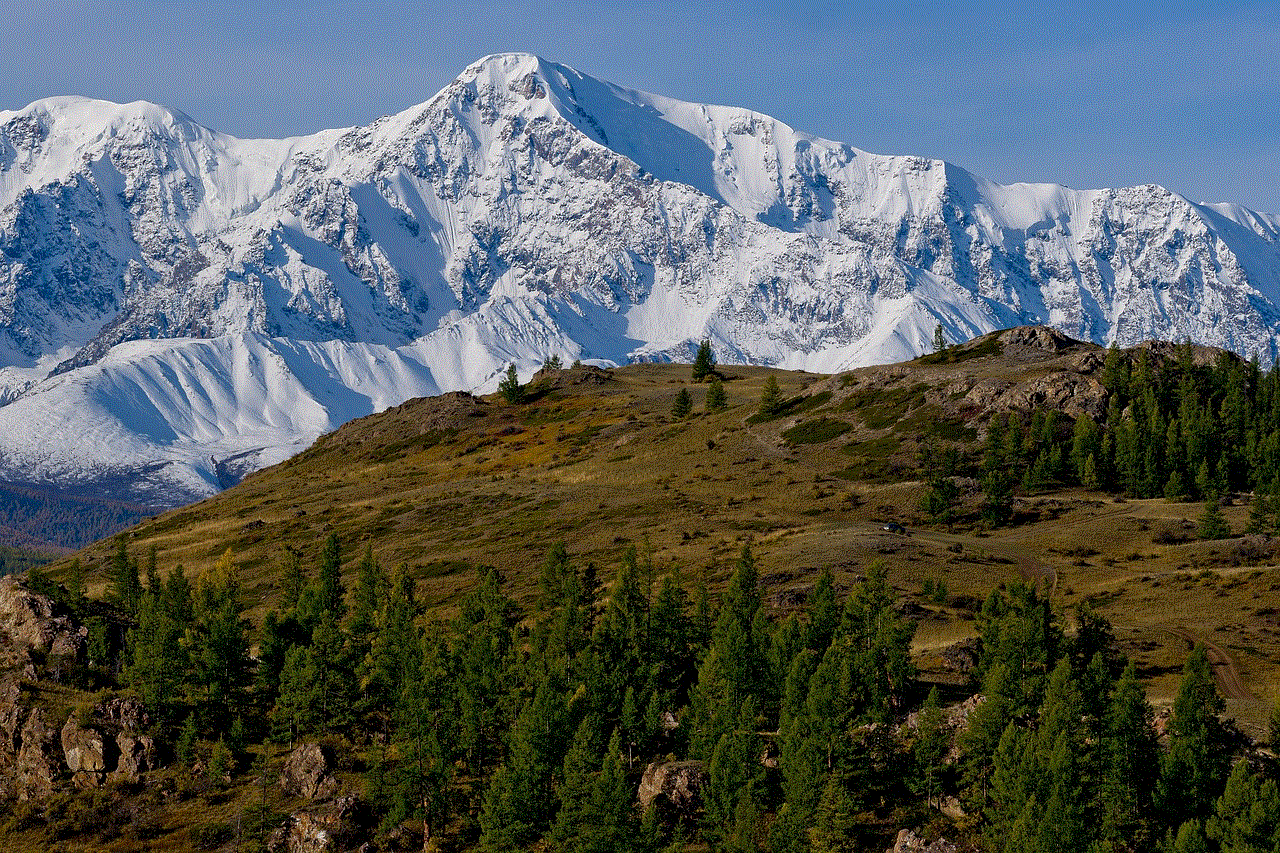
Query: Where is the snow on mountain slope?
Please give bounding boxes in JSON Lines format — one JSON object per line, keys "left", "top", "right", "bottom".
{"left": 2, "top": 52, "right": 1279, "bottom": 505}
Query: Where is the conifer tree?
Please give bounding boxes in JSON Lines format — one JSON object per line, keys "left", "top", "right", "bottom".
{"left": 809, "top": 776, "right": 860, "bottom": 853}
{"left": 108, "top": 536, "right": 141, "bottom": 615}
{"left": 498, "top": 363, "right": 524, "bottom": 404}
{"left": 1197, "top": 500, "right": 1231, "bottom": 540}
{"left": 1159, "top": 644, "right": 1231, "bottom": 826}
{"left": 933, "top": 322, "right": 947, "bottom": 353}
{"left": 912, "top": 687, "right": 949, "bottom": 810}
{"left": 576, "top": 730, "right": 640, "bottom": 853}
{"left": 705, "top": 374, "right": 728, "bottom": 411}
{"left": 690, "top": 546, "right": 772, "bottom": 756}
{"left": 1205, "top": 760, "right": 1280, "bottom": 853}
{"left": 348, "top": 544, "right": 383, "bottom": 655}
{"left": 672, "top": 387, "right": 693, "bottom": 418}
{"left": 759, "top": 375, "right": 782, "bottom": 417}
{"left": 453, "top": 565, "right": 520, "bottom": 775}
{"left": 693, "top": 339, "right": 716, "bottom": 381}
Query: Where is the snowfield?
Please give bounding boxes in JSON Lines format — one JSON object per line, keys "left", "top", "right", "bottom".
{"left": 1, "top": 53, "right": 1279, "bottom": 504}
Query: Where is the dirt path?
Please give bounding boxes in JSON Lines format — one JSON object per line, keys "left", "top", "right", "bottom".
{"left": 1165, "top": 627, "right": 1255, "bottom": 701}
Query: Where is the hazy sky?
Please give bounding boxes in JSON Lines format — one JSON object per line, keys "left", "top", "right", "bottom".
{"left": 2, "top": 1, "right": 1277, "bottom": 212}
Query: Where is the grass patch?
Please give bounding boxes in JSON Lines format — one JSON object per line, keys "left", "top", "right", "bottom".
{"left": 915, "top": 336, "right": 1004, "bottom": 364}
{"left": 893, "top": 405, "right": 976, "bottom": 442}
{"left": 747, "top": 391, "right": 833, "bottom": 424}
{"left": 835, "top": 435, "right": 906, "bottom": 482}
{"left": 782, "top": 417, "right": 854, "bottom": 445}
{"left": 839, "top": 383, "right": 931, "bottom": 429}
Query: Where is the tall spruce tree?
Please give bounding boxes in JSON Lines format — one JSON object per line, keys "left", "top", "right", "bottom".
{"left": 693, "top": 339, "right": 716, "bottom": 381}
{"left": 1159, "top": 644, "right": 1231, "bottom": 826}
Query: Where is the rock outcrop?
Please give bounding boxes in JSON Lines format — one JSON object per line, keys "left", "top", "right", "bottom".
{"left": 282, "top": 743, "right": 339, "bottom": 801}
{"left": 268, "top": 794, "right": 367, "bottom": 853}
{"left": 61, "top": 715, "right": 110, "bottom": 788}
{"left": 14, "top": 706, "right": 60, "bottom": 799}
{"left": 889, "top": 829, "right": 958, "bottom": 853}
{"left": 638, "top": 760, "right": 707, "bottom": 814}
{"left": 0, "top": 576, "right": 86, "bottom": 668}
{"left": 113, "top": 732, "right": 158, "bottom": 779}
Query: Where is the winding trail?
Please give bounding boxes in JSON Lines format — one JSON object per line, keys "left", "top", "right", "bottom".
{"left": 1165, "top": 627, "right": 1256, "bottom": 701}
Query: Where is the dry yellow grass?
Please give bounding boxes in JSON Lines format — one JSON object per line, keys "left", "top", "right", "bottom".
{"left": 47, "top": 352, "right": 1280, "bottom": 731}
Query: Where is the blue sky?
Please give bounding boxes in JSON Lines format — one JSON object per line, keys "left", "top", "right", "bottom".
{"left": 2, "top": 1, "right": 1277, "bottom": 212}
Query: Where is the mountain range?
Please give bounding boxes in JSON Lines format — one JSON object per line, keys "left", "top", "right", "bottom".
{"left": 2, "top": 52, "right": 1279, "bottom": 507}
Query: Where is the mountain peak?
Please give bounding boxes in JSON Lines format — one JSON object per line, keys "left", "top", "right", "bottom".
{"left": 1, "top": 57, "right": 1279, "bottom": 506}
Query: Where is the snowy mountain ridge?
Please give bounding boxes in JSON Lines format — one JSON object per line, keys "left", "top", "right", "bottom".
{"left": 2, "top": 52, "right": 1279, "bottom": 505}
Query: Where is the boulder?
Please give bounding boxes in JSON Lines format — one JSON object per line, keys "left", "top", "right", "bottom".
{"left": 15, "top": 706, "right": 60, "bottom": 799}
{"left": 889, "top": 828, "right": 958, "bottom": 853}
{"left": 61, "top": 715, "right": 110, "bottom": 788}
{"left": 268, "top": 794, "right": 367, "bottom": 853}
{"left": 638, "top": 760, "right": 707, "bottom": 813}
{"left": 0, "top": 576, "right": 85, "bottom": 667}
{"left": 113, "top": 733, "right": 158, "bottom": 779}
{"left": 282, "top": 743, "right": 338, "bottom": 801}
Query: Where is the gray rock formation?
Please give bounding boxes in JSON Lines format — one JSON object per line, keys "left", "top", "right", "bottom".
{"left": 637, "top": 760, "right": 707, "bottom": 814}
{"left": 281, "top": 742, "right": 338, "bottom": 801}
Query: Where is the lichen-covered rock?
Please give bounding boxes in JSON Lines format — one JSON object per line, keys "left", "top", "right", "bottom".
{"left": 15, "top": 706, "right": 60, "bottom": 799}
{"left": 0, "top": 576, "right": 85, "bottom": 667}
{"left": 638, "top": 760, "right": 707, "bottom": 813}
{"left": 112, "top": 732, "right": 157, "bottom": 779}
{"left": 0, "top": 677, "right": 21, "bottom": 756}
{"left": 96, "top": 696, "right": 150, "bottom": 732}
{"left": 267, "top": 794, "right": 367, "bottom": 853}
{"left": 282, "top": 743, "right": 338, "bottom": 801}
{"left": 889, "top": 828, "right": 958, "bottom": 853}
{"left": 61, "top": 715, "right": 110, "bottom": 788}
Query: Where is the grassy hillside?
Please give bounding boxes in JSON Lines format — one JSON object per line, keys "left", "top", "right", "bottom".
{"left": 54, "top": 328, "right": 1280, "bottom": 732}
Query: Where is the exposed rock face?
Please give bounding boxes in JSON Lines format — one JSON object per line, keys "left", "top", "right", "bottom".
{"left": 113, "top": 732, "right": 157, "bottom": 779}
{"left": 890, "top": 829, "right": 958, "bottom": 853}
{"left": 61, "top": 715, "right": 110, "bottom": 787}
{"left": 282, "top": 742, "right": 338, "bottom": 801}
{"left": 268, "top": 794, "right": 366, "bottom": 853}
{"left": 0, "top": 576, "right": 85, "bottom": 667}
{"left": 14, "top": 706, "right": 60, "bottom": 799}
{"left": 96, "top": 696, "right": 150, "bottom": 732}
{"left": 638, "top": 760, "right": 707, "bottom": 813}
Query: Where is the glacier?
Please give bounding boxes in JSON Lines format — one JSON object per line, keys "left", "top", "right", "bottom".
{"left": 1, "top": 53, "right": 1279, "bottom": 505}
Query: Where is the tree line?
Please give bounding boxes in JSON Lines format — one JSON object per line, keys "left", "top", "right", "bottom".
{"left": 923, "top": 342, "right": 1280, "bottom": 529}
{"left": 28, "top": 534, "right": 1278, "bottom": 851}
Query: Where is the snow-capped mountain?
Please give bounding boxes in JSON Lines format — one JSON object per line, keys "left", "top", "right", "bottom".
{"left": 2, "top": 53, "right": 1279, "bottom": 505}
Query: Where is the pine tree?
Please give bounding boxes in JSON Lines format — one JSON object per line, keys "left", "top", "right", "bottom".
{"left": 981, "top": 467, "right": 1015, "bottom": 526}
{"left": 912, "top": 687, "right": 949, "bottom": 810}
{"left": 921, "top": 476, "right": 959, "bottom": 525}
{"left": 576, "top": 730, "right": 639, "bottom": 853}
{"left": 108, "top": 537, "right": 141, "bottom": 615}
{"left": 1197, "top": 501, "right": 1231, "bottom": 540}
{"left": 808, "top": 776, "right": 860, "bottom": 853}
{"left": 672, "top": 387, "right": 693, "bottom": 418}
{"left": 177, "top": 713, "right": 198, "bottom": 766}
{"left": 693, "top": 339, "right": 716, "bottom": 381}
{"left": 498, "top": 363, "right": 524, "bottom": 404}
{"left": 759, "top": 375, "right": 782, "bottom": 417}
{"left": 690, "top": 546, "right": 772, "bottom": 756}
{"left": 1205, "top": 759, "right": 1280, "bottom": 853}
{"left": 705, "top": 375, "right": 728, "bottom": 411}
{"left": 1159, "top": 644, "right": 1231, "bottom": 826}
{"left": 191, "top": 549, "right": 251, "bottom": 733}
{"left": 933, "top": 322, "right": 947, "bottom": 353}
